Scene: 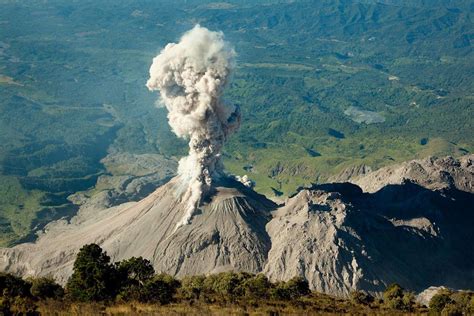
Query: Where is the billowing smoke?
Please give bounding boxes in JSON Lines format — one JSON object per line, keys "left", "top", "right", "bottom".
{"left": 146, "top": 25, "right": 241, "bottom": 227}
{"left": 235, "top": 174, "right": 255, "bottom": 188}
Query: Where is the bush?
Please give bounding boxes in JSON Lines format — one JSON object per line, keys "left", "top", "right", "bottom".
{"left": 6, "top": 296, "right": 38, "bottom": 315}
{"left": 202, "top": 272, "right": 252, "bottom": 300}
{"left": 29, "top": 277, "right": 64, "bottom": 300}
{"left": 243, "top": 274, "right": 271, "bottom": 299}
{"left": 116, "top": 257, "right": 155, "bottom": 286}
{"left": 286, "top": 277, "right": 310, "bottom": 297}
{"left": 115, "top": 257, "right": 155, "bottom": 302}
{"left": 65, "top": 244, "right": 118, "bottom": 302}
{"left": 430, "top": 290, "right": 454, "bottom": 313}
{"left": 429, "top": 290, "right": 474, "bottom": 315}
{"left": 0, "top": 272, "right": 31, "bottom": 298}
{"left": 0, "top": 273, "right": 39, "bottom": 314}
{"left": 140, "top": 274, "right": 180, "bottom": 304}
{"left": 213, "top": 272, "right": 246, "bottom": 297}
{"left": 450, "top": 291, "right": 474, "bottom": 314}
{"left": 270, "top": 277, "right": 310, "bottom": 300}
{"left": 350, "top": 290, "right": 374, "bottom": 305}
{"left": 441, "top": 303, "right": 463, "bottom": 316}
{"left": 383, "top": 283, "right": 414, "bottom": 311}
{"left": 180, "top": 275, "right": 206, "bottom": 300}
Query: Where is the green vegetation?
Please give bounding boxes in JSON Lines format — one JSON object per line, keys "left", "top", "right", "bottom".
{"left": 0, "top": 243, "right": 439, "bottom": 314}
{"left": 0, "top": 0, "right": 473, "bottom": 244}
{"left": 429, "top": 288, "right": 474, "bottom": 315}
{"left": 382, "top": 283, "right": 416, "bottom": 311}
{"left": 66, "top": 244, "right": 119, "bottom": 302}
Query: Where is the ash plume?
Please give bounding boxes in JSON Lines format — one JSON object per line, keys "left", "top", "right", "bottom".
{"left": 146, "top": 25, "right": 241, "bottom": 227}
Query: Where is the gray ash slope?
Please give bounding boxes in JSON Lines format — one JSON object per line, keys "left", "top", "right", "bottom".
{"left": 0, "top": 177, "right": 276, "bottom": 284}
{"left": 1, "top": 155, "right": 473, "bottom": 296}
{"left": 265, "top": 154, "right": 473, "bottom": 295}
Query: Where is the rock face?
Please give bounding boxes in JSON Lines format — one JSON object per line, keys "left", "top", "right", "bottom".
{"left": 265, "top": 155, "right": 474, "bottom": 296}
{"left": 351, "top": 155, "right": 474, "bottom": 193}
{"left": 264, "top": 180, "right": 474, "bottom": 296}
{"left": 0, "top": 155, "right": 473, "bottom": 296}
{"left": 416, "top": 286, "right": 449, "bottom": 306}
{"left": 0, "top": 177, "right": 275, "bottom": 284}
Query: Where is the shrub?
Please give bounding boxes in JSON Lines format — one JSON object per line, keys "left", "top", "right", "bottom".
{"left": 212, "top": 272, "right": 245, "bottom": 297}
{"left": 270, "top": 277, "right": 310, "bottom": 300}
{"left": 180, "top": 275, "right": 206, "bottom": 299}
{"left": 243, "top": 274, "right": 271, "bottom": 299}
{"left": 116, "top": 257, "right": 155, "bottom": 286}
{"left": 350, "top": 290, "right": 374, "bottom": 305}
{"left": 429, "top": 290, "right": 454, "bottom": 313}
{"left": 115, "top": 256, "right": 155, "bottom": 302}
{"left": 383, "top": 283, "right": 414, "bottom": 311}
{"left": 140, "top": 274, "right": 180, "bottom": 304}
{"left": 450, "top": 291, "right": 474, "bottom": 314}
{"left": 65, "top": 244, "right": 118, "bottom": 302}
{"left": 7, "top": 296, "right": 38, "bottom": 315}
{"left": 202, "top": 272, "right": 252, "bottom": 300}
{"left": 29, "top": 277, "right": 64, "bottom": 300}
{"left": 285, "top": 277, "right": 310, "bottom": 298}
{"left": 441, "top": 303, "right": 463, "bottom": 316}
{"left": 429, "top": 290, "right": 474, "bottom": 315}
{"left": 0, "top": 272, "right": 31, "bottom": 298}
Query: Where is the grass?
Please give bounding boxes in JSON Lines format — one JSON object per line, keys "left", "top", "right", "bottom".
{"left": 36, "top": 294, "right": 428, "bottom": 315}
{"left": 224, "top": 134, "right": 470, "bottom": 197}
{"left": 0, "top": 176, "right": 45, "bottom": 246}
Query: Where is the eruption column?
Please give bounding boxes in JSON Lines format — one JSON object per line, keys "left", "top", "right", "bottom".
{"left": 146, "top": 25, "right": 240, "bottom": 227}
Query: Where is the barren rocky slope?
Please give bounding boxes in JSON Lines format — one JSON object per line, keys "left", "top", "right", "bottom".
{"left": 336, "top": 155, "right": 473, "bottom": 193}
{"left": 0, "top": 155, "right": 472, "bottom": 296}
{"left": 266, "top": 155, "right": 474, "bottom": 295}
{"left": 0, "top": 177, "right": 275, "bottom": 284}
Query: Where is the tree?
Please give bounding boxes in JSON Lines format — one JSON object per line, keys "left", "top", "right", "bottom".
{"left": 29, "top": 277, "right": 64, "bottom": 300}
{"left": 115, "top": 257, "right": 155, "bottom": 302}
{"left": 116, "top": 257, "right": 155, "bottom": 286}
{"left": 65, "top": 244, "right": 118, "bottom": 302}
{"left": 0, "top": 273, "right": 31, "bottom": 298}
{"left": 180, "top": 275, "right": 206, "bottom": 299}
{"left": 243, "top": 274, "right": 271, "bottom": 299}
{"left": 429, "top": 290, "right": 454, "bottom": 313}
{"left": 140, "top": 274, "right": 180, "bottom": 304}
{"left": 270, "top": 277, "right": 310, "bottom": 300}
{"left": 285, "top": 277, "right": 310, "bottom": 298}
{"left": 350, "top": 290, "right": 374, "bottom": 305}
{"left": 383, "top": 283, "right": 415, "bottom": 311}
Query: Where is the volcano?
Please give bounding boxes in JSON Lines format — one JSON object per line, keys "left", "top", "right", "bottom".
{"left": 1, "top": 155, "right": 473, "bottom": 296}
{"left": 1, "top": 24, "right": 473, "bottom": 297}
{"left": 0, "top": 176, "right": 276, "bottom": 284}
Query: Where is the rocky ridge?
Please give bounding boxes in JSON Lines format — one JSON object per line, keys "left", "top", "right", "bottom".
{"left": 0, "top": 155, "right": 472, "bottom": 296}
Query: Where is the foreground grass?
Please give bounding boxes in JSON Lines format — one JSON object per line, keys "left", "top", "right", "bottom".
{"left": 36, "top": 294, "right": 428, "bottom": 315}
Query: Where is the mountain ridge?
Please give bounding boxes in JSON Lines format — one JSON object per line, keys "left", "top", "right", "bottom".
{"left": 1, "top": 154, "right": 472, "bottom": 296}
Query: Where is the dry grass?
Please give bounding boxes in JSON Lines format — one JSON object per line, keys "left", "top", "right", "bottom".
{"left": 36, "top": 295, "right": 428, "bottom": 315}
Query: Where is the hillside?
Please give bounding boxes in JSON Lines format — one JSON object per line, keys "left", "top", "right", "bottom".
{"left": 0, "top": 0, "right": 473, "bottom": 246}
{"left": 1, "top": 155, "right": 472, "bottom": 296}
